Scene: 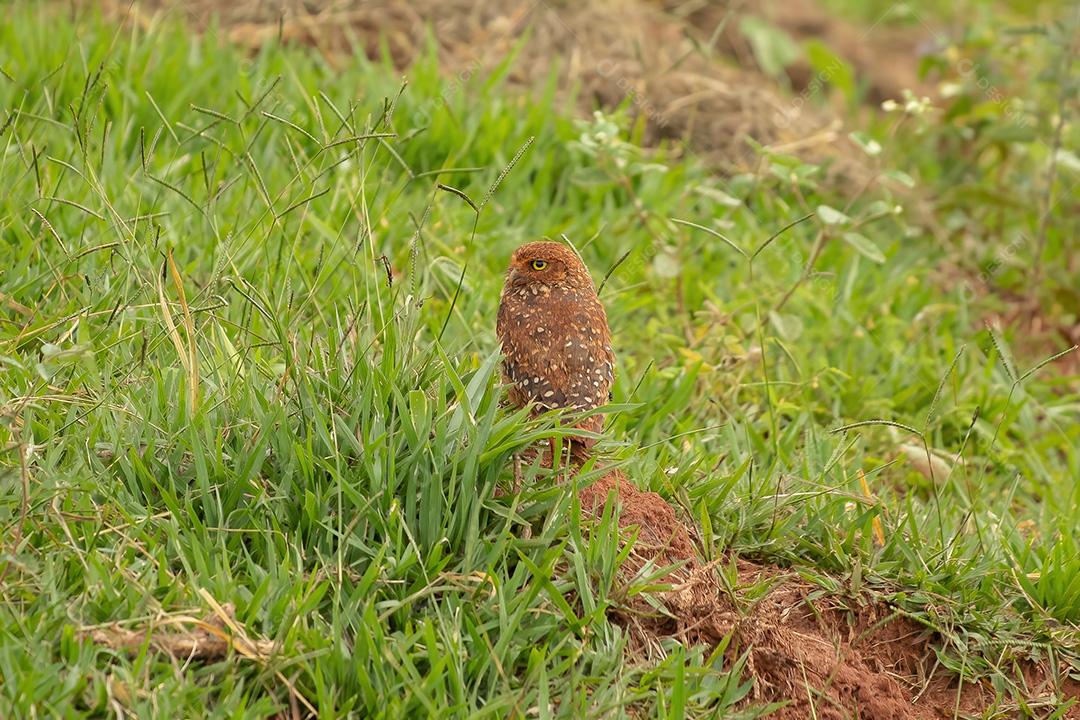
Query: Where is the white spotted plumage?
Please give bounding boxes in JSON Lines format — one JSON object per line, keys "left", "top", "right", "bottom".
{"left": 497, "top": 242, "right": 616, "bottom": 448}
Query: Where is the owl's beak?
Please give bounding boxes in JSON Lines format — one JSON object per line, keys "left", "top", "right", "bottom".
{"left": 508, "top": 267, "right": 525, "bottom": 287}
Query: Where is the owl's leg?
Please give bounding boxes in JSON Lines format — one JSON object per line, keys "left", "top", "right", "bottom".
{"left": 512, "top": 452, "right": 523, "bottom": 493}
{"left": 512, "top": 453, "right": 532, "bottom": 540}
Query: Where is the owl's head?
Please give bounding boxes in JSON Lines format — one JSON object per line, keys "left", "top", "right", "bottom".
{"left": 504, "top": 241, "right": 594, "bottom": 291}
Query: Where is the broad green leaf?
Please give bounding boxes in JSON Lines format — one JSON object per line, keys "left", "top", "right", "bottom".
{"left": 841, "top": 232, "right": 886, "bottom": 263}
{"left": 816, "top": 204, "right": 851, "bottom": 226}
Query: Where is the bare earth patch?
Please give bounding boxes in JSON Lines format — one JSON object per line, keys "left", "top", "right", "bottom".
{"left": 578, "top": 467, "right": 1080, "bottom": 718}
{"left": 94, "top": 0, "right": 881, "bottom": 184}
{"left": 660, "top": 0, "right": 937, "bottom": 106}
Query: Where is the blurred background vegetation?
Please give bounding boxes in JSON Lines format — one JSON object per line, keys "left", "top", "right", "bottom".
{"left": 1, "top": 0, "right": 1078, "bottom": 716}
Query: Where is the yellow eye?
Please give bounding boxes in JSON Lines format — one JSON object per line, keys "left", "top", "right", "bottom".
{"left": 530, "top": 259, "right": 548, "bottom": 271}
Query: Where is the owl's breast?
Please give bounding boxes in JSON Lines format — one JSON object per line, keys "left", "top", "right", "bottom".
{"left": 497, "top": 283, "right": 614, "bottom": 413}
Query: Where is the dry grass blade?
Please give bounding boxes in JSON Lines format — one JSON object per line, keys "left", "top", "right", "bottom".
{"left": 84, "top": 591, "right": 316, "bottom": 715}
{"left": 195, "top": 589, "right": 270, "bottom": 659}
{"left": 168, "top": 249, "right": 199, "bottom": 414}
{"left": 89, "top": 616, "right": 230, "bottom": 660}
{"left": 157, "top": 249, "right": 199, "bottom": 414}
{"left": 857, "top": 469, "right": 885, "bottom": 547}
{"left": 157, "top": 262, "right": 189, "bottom": 385}
{"left": 1, "top": 290, "right": 33, "bottom": 317}
{"left": 84, "top": 602, "right": 275, "bottom": 661}
{"left": 196, "top": 592, "right": 316, "bottom": 714}
{"left": 0, "top": 442, "right": 32, "bottom": 584}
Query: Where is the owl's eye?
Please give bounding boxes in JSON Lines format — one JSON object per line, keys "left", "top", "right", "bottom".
{"left": 530, "top": 259, "right": 548, "bottom": 271}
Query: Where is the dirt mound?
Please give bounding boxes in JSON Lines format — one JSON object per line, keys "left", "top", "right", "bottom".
{"left": 96, "top": 0, "right": 872, "bottom": 180}
{"left": 579, "top": 469, "right": 698, "bottom": 560}
{"left": 578, "top": 469, "right": 924, "bottom": 717}
{"left": 576, "top": 467, "right": 1080, "bottom": 718}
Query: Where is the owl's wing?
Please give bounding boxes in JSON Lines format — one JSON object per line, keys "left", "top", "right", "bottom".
{"left": 498, "top": 290, "right": 614, "bottom": 415}
{"left": 562, "top": 338, "right": 614, "bottom": 411}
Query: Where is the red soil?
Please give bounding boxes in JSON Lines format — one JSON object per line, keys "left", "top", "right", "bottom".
{"left": 575, "top": 467, "right": 1080, "bottom": 719}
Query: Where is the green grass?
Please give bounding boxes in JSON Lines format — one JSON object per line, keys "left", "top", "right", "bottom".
{"left": 1, "top": 2, "right": 1078, "bottom": 717}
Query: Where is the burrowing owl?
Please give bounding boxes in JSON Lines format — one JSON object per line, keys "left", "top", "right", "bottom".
{"left": 496, "top": 241, "right": 615, "bottom": 454}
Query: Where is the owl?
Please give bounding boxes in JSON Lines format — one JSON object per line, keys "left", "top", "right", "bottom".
{"left": 496, "top": 241, "right": 616, "bottom": 455}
